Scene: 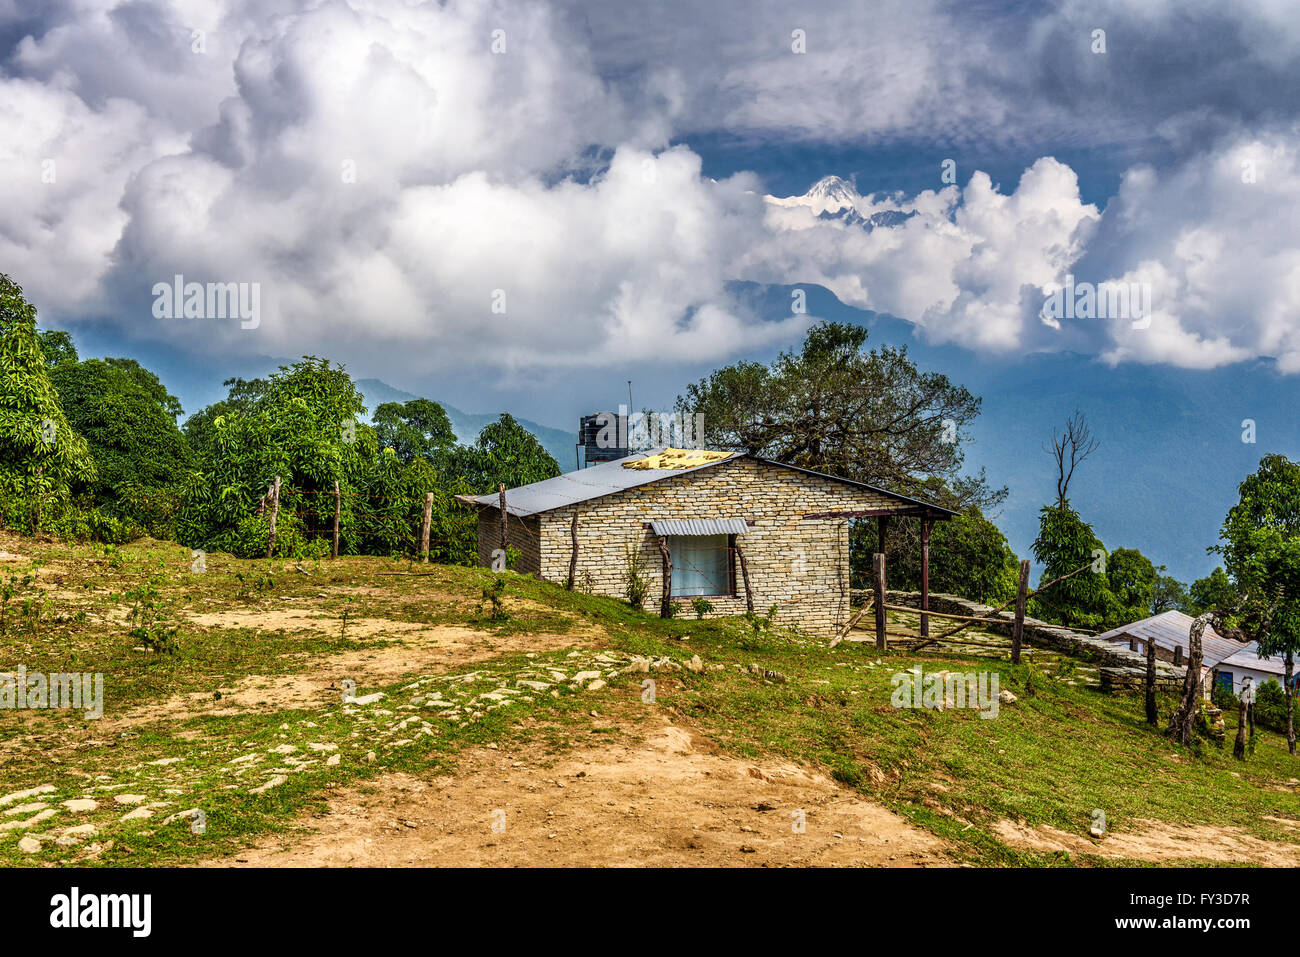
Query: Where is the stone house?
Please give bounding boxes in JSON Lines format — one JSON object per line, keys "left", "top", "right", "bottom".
{"left": 456, "top": 448, "right": 955, "bottom": 636}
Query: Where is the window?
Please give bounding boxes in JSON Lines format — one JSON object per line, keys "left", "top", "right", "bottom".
{"left": 667, "top": 534, "right": 734, "bottom": 597}
{"left": 1216, "top": 672, "right": 1233, "bottom": 691}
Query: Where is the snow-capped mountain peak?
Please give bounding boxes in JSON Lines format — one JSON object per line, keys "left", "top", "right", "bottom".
{"left": 767, "top": 174, "right": 862, "bottom": 216}
{"left": 805, "top": 175, "right": 860, "bottom": 211}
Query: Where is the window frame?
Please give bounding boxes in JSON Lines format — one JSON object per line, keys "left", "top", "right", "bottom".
{"left": 665, "top": 533, "right": 737, "bottom": 599}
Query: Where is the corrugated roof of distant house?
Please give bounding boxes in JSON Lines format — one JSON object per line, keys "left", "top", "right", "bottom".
{"left": 1096, "top": 610, "right": 1248, "bottom": 668}
{"left": 1219, "top": 642, "right": 1288, "bottom": 677}
{"left": 454, "top": 448, "right": 959, "bottom": 519}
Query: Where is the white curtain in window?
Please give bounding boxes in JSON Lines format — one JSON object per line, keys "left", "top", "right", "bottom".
{"left": 669, "top": 534, "right": 729, "bottom": 596}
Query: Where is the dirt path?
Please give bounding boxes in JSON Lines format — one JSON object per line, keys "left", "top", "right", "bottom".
{"left": 211, "top": 717, "right": 952, "bottom": 867}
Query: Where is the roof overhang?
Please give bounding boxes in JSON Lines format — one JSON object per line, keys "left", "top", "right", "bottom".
{"left": 648, "top": 518, "right": 750, "bottom": 536}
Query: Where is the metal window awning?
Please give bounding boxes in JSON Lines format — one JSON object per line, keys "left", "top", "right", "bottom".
{"left": 650, "top": 519, "right": 749, "bottom": 536}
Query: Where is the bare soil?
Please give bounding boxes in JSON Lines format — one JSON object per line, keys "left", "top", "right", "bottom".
{"left": 211, "top": 717, "right": 952, "bottom": 867}
{"left": 993, "top": 818, "right": 1300, "bottom": 866}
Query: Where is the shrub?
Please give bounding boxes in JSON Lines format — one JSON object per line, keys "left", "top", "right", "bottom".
{"left": 623, "top": 538, "right": 649, "bottom": 610}
{"left": 690, "top": 596, "right": 715, "bottom": 620}
{"left": 1255, "top": 679, "right": 1290, "bottom": 732}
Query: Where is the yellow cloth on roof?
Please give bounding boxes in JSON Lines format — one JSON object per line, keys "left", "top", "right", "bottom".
{"left": 623, "top": 448, "right": 733, "bottom": 470}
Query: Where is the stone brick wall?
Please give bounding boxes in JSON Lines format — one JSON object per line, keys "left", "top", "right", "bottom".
{"left": 480, "top": 457, "right": 908, "bottom": 635}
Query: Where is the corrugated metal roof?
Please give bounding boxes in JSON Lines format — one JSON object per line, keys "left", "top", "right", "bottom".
{"left": 1220, "top": 642, "right": 1287, "bottom": 676}
{"left": 455, "top": 448, "right": 959, "bottom": 519}
{"left": 1096, "top": 610, "right": 1249, "bottom": 667}
{"left": 455, "top": 449, "right": 745, "bottom": 517}
{"left": 649, "top": 519, "right": 749, "bottom": 536}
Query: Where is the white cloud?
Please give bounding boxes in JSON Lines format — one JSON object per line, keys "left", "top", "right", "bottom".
{"left": 2, "top": 0, "right": 1300, "bottom": 381}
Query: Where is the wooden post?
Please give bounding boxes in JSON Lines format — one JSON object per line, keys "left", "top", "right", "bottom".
{"left": 655, "top": 535, "right": 672, "bottom": 618}
{"left": 331, "top": 481, "right": 340, "bottom": 559}
{"left": 1010, "top": 559, "right": 1030, "bottom": 665}
{"left": 735, "top": 540, "right": 754, "bottom": 613}
{"left": 420, "top": 491, "right": 433, "bottom": 562}
{"left": 266, "top": 476, "right": 281, "bottom": 558}
{"left": 873, "top": 553, "right": 887, "bottom": 650}
{"left": 919, "top": 519, "right": 932, "bottom": 638}
{"left": 497, "top": 483, "right": 508, "bottom": 555}
{"left": 1233, "top": 697, "right": 1247, "bottom": 760}
{"left": 33, "top": 466, "right": 43, "bottom": 535}
{"left": 566, "top": 510, "right": 579, "bottom": 590}
{"left": 1145, "top": 634, "right": 1159, "bottom": 726}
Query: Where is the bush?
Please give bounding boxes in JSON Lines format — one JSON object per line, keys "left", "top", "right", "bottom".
{"left": 623, "top": 538, "right": 649, "bottom": 610}
{"left": 1255, "top": 679, "right": 1290, "bottom": 732}
{"left": 208, "top": 510, "right": 313, "bottom": 559}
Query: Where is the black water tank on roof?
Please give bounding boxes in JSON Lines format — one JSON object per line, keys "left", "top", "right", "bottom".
{"left": 579, "top": 412, "right": 628, "bottom": 464}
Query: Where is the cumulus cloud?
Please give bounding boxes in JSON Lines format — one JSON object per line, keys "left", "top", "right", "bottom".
{"left": 1, "top": 0, "right": 1300, "bottom": 380}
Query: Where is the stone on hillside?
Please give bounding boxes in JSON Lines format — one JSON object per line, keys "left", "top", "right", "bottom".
{"left": 4, "top": 802, "right": 48, "bottom": 816}
{"left": 17, "top": 836, "right": 40, "bottom": 854}
{"left": 250, "top": 775, "right": 287, "bottom": 795}
{"left": 998, "top": 690, "right": 1017, "bottom": 704}
{"left": 572, "top": 671, "right": 601, "bottom": 684}
{"left": 0, "top": 809, "right": 56, "bottom": 831}
{"left": 62, "top": 798, "right": 98, "bottom": 813}
{"left": 585, "top": 679, "right": 606, "bottom": 692}
{"left": 120, "top": 807, "right": 155, "bottom": 822}
{"left": 686, "top": 655, "right": 704, "bottom": 673}
{"left": 0, "top": 785, "right": 54, "bottom": 806}
{"left": 326, "top": 754, "right": 341, "bottom": 766}
{"left": 113, "top": 794, "right": 148, "bottom": 805}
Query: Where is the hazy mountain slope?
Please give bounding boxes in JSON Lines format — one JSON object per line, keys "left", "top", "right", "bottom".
{"left": 355, "top": 378, "right": 578, "bottom": 470}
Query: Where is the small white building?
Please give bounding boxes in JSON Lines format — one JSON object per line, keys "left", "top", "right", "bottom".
{"left": 1216, "top": 644, "right": 1294, "bottom": 697}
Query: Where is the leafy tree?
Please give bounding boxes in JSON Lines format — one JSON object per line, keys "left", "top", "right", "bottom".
{"left": 677, "top": 321, "right": 1004, "bottom": 509}
{"left": 48, "top": 356, "right": 193, "bottom": 510}
{"left": 457, "top": 413, "right": 560, "bottom": 492}
{"left": 1216, "top": 454, "right": 1300, "bottom": 754}
{"left": 1106, "top": 547, "right": 1156, "bottom": 621}
{"left": 372, "top": 398, "right": 456, "bottom": 465}
{"left": 1187, "top": 566, "right": 1236, "bottom": 616}
{"left": 37, "top": 330, "right": 78, "bottom": 368}
{"left": 1029, "top": 504, "right": 1109, "bottom": 628}
{"left": 0, "top": 275, "right": 95, "bottom": 531}
{"left": 1150, "top": 569, "right": 1188, "bottom": 615}
{"left": 177, "top": 357, "right": 371, "bottom": 555}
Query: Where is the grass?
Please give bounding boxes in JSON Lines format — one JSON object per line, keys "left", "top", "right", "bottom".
{"left": 1, "top": 531, "right": 1298, "bottom": 867}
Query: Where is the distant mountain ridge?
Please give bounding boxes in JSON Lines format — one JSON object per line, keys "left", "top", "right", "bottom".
{"left": 355, "top": 378, "right": 578, "bottom": 471}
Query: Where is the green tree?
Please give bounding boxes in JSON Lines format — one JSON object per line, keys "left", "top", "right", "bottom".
{"left": 48, "top": 356, "right": 193, "bottom": 511}
{"left": 459, "top": 413, "right": 560, "bottom": 492}
{"left": 1217, "top": 454, "right": 1300, "bottom": 754}
{"left": 1029, "top": 504, "right": 1109, "bottom": 629}
{"left": 677, "top": 321, "right": 1004, "bottom": 509}
{"left": 1106, "top": 547, "right": 1156, "bottom": 623}
{"left": 0, "top": 275, "right": 95, "bottom": 531}
{"left": 177, "top": 357, "right": 371, "bottom": 555}
{"left": 1150, "top": 569, "right": 1188, "bottom": 615}
{"left": 1187, "top": 566, "right": 1236, "bottom": 616}
{"left": 372, "top": 398, "right": 456, "bottom": 465}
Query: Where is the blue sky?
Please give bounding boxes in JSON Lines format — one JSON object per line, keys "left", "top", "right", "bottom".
{"left": 4, "top": 0, "right": 1300, "bottom": 583}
